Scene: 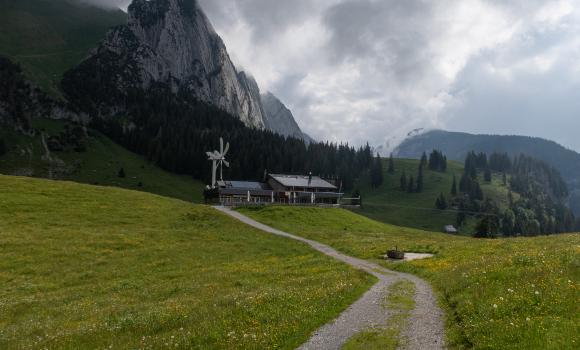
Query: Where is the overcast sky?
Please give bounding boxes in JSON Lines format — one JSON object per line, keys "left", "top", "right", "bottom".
{"left": 91, "top": 0, "right": 580, "bottom": 152}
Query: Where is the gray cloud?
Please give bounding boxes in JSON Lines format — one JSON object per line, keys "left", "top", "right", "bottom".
{"left": 105, "top": 0, "right": 580, "bottom": 152}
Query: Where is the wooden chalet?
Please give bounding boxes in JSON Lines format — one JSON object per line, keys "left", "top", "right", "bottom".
{"left": 204, "top": 173, "right": 344, "bottom": 206}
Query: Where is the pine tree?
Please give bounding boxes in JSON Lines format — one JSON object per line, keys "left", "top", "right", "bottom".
{"left": 436, "top": 193, "right": 448, "bottom": 210}
{"left": 370, "top": 153, "right": 383, "bottom": 188}
{"left": 416, "top": 163, "right": 424, "bottom": 193}
{"left": 428, "top": 150, "right": 447, "bottom": 172}
{"left": 451, "top": 174, "right": 458, "bottom": 196}
{"left": 502, "top": 172, "right": 507, "bottom": 186}
{"left": 400, "top": 171, "right": 407, "bottom": 191}
{"left": 118, "top": 167, "right": 126, "bottom": 178}
{"left": 474, "top": 216, "right": 499, "bottom": 238}
{"left": 388, "top": 153, "right": 395, "bottom": 174}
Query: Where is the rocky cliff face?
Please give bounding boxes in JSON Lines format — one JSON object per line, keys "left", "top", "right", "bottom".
{"left": 63, "top": 0, "right": 265, "bottom": 129}
{"left": 261, "top": 92, "right": 310, "bottom": 142}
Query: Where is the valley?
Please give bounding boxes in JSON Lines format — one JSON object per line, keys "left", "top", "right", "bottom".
{"left": 1, "top": 0, "right": 579, "bottom": 349}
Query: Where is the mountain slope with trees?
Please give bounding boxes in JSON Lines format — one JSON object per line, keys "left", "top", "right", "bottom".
{"left": 394, "top": 129, "right": 580, "bottom": 214}
{"left": 357, "top": 152, "right": 578, "bottom": 235}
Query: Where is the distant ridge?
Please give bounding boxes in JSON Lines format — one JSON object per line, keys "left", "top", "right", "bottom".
{"left": 261, "top": 92, "right": 312, "bottom": 142}
{"left": 394, "top": 129, "right": 580, "bottom": 213}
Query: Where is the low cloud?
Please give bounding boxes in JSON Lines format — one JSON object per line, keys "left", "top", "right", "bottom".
{"left": 198, "top": 0, "right": 580, "bottom": 152}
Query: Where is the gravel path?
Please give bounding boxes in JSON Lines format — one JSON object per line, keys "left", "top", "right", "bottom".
{"left": 214, "top": 207, "right": 446, "bottom": 350}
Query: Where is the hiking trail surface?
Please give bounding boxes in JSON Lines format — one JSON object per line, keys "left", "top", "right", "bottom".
{"left": 214, "top": 206, "right": 446, "bottom": 350}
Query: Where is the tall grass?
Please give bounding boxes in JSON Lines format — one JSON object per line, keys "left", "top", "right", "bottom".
{"left": 0, "top": 176, "right": 374, "bottom": 349}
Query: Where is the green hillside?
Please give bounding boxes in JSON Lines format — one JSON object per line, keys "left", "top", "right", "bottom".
{"left": 0, "top": 176, "right": 373, "bottom": 349}
{"left": 239, "top": 206, "right": 580, "bottom": 350}
{"left": 0, "top": 118, "right": 206, "bottom": 203}
{"left": 0, "top": 0, "right": 126, "bottom": 96}
{"left": 395, "top": 130, "right": 580, "bottom": 215}
{"left": 356, "top": 158, "right": 512, "bottom": 234}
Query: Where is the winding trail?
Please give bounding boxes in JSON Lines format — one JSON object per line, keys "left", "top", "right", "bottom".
{"left": 214, "top": 206, "right": 445, "bottom": 350}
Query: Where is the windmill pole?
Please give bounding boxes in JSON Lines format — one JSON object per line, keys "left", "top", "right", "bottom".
{"left": 212, "top": 160, "right": 217, "bottom": 187}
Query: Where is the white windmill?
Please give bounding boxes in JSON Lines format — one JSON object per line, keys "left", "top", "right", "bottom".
{"left": 206, "top": 137, "right": 230, "bottom": 188}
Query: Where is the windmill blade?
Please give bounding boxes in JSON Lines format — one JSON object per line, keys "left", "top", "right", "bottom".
{"left": 223, "top": 160, "right": 230, "bottom": 167}
{"left": 206, "top": 151, "right": 216, "bottom": 158}
{"left": 220, "top": 137, "right": 224, "bottom": 154}
{"left": 212, "top": 151, "right": 221, "bottom": 158}
{"left": 223, "top": 142, "right": 230, "bottom": 156}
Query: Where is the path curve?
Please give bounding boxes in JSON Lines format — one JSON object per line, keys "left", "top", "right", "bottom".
{"left": 214, "top": 206, "right": 445, "bottom": 350}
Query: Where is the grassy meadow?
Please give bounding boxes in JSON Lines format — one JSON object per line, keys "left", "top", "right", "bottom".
{"left": 356, "top": 158, "right": 513, "bottom": 234}
{"left": 0, "top": 119, "right": 205, "bottom": 203}
{"left": 0, "top": 176, "right": 374, "bottom": 349}
{"left": 239, "top": 206, "right": 580, "bottom": 350}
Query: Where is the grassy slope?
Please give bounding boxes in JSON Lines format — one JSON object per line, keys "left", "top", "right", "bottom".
{"left": 0, "top": 0, "right": 126, "bottom": 96}
{"left": 357, "top": 158, "right": 512, "bottom": 234}
{"left": 239, "top": 206, "right": 580, "bottom": 350}
{"left": 0, "top": 119, "right": 206, "bottom": 203}
{"left": 0, "top": 175, "right": 374, "bottom": 349}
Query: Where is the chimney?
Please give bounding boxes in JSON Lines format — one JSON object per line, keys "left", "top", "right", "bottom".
{"left": 308, "top": 172, "right": 312, "bottom": 186}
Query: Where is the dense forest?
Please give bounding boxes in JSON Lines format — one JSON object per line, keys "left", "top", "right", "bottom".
{"left": 70, "top": 84, "right": 373, "bottom": 190}
{"left": 451, "top": 151, "right": 576, "bottom": 237}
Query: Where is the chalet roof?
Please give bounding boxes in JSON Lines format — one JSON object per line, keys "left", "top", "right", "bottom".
{"left": 269, "top": 174, "right": 337, "bottom": 190}
{"left": 217, "top": 181, "right": 270, "bottom": 190}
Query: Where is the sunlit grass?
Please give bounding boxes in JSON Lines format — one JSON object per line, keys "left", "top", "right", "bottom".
{"left": 239, "top": 206, "right": 580, "bottom": 349}
{"left": 0, "top": 176, "right": 374, "bottom": 349}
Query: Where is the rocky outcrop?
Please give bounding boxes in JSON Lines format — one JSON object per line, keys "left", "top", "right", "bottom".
{"left": 63, "top": 0, "right": 265, "bottom": 129}
{"left": 261, "top": 92, "right": 311, "bottom": 142}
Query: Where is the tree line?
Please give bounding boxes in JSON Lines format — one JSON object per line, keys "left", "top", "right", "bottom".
{"left": 85, "top": 86, "right": 373, "bottom": 190}
{"left": 399, "top": 150, "right": 447, "bottom": 194}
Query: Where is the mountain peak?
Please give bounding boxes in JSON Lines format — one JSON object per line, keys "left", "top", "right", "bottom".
{"left": 261, "top": 92, "right": 312, "bottom": 143}
{"left": 63, "top": 0, "right": 266, "bottom": 129}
